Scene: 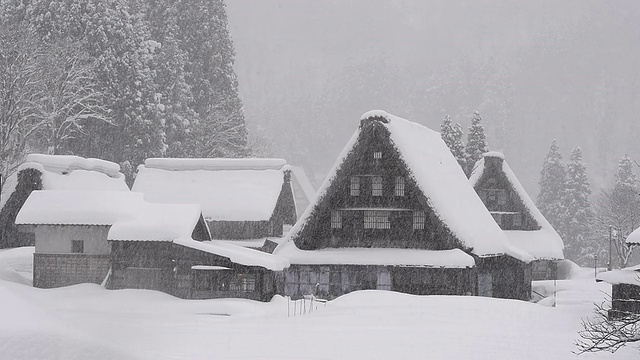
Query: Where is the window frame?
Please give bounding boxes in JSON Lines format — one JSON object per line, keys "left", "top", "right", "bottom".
{"left": 350, "top": 176, "right": 360, "bottom": 196}
{"left": 331, "top": 210, "right": 342, "bottom": 229}
{"left": 394, "top": 176, "right": 405, "bottom": 197}
{"left": 413, "top": 211, "right": 426, "bottom": 230}
{"left": 371, "top": 176, "right": 383, "bottom": 196}
{"left": 364, "top": 210, "right": 391, "bottom": 229}
{"left": 71, "top": 240, "right": 84, "bottom": 254}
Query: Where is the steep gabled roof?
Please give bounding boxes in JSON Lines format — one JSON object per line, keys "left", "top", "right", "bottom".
{"left": 470, "top": 153, "right": 564, "bottom": 260}
{"left": 276, "top": 110, "right": 531, "bottom": 262}
{"left": 133, "top": 158, "right": 289, "bottom": 222}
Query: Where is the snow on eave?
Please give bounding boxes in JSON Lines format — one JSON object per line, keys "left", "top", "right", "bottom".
{"left": 144, "top": 157, "right": 287, "bottom": 171}
{"left": 596, "top": 265, "right": 640, "bottom": 286}
{"left": 174, "top": 238, "right": 289, "bottom": 271}
{"left": 275, "top": 239, "right": 476, "bottom": 268}
{"left": 626, "top": 227, "right": 640, "bottom": 245}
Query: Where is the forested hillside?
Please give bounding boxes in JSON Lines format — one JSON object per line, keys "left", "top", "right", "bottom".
{"left": 1, "top": 0, "right": 246, "bottom": 187}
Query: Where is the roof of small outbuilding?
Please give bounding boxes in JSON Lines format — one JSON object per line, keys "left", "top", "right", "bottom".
{"left": 132, "top": 158, "right": 289, "bottom": 222}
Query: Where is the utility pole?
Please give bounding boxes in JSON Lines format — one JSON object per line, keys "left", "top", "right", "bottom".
{"left": 594, "top": 254, "right": 598, "bottom": 278}
{"left": 608, "top": 225, "right": 613, "bottom": 271}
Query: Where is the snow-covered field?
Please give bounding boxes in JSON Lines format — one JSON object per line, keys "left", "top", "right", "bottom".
{"left": 0, "top": 247, "right": 636, "bottom": 360}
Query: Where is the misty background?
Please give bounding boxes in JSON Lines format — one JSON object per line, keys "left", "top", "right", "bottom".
{"left": 226, "top": 0, "right": 640, "bottom": 196}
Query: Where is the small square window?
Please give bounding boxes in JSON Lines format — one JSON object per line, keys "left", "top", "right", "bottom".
{"left": 395, "top": 176, "right": 405, "bottom": 196}
{"left": 71, "top": 240, "right": 84, "bottom": 254}
{"left": 373, "top": 151, "right": 382, "bottom": 159}
{"left": 413, "top": 211, "right": 426, "bottom": 230}
{"left": 331, "top": 210, "right": 342, "bottom": 229}
{"left": 372, "top": 176, "right": 383, "bottom": 196}
{"left": 350, "top": 176, "right": 360, "bottom": 196}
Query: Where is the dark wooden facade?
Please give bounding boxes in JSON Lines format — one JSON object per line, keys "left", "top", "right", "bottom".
{"left": 285, "top": 265, "right": 476, "bottom": 300}
{"left": 33, "top": 253, "right": 110, "bottom": 288}
{"left": 108, "top": 241, "right": 278, "bottom": 301}
{"left": 286, "top": 116, "right": 532, "bottom": 301}
{"left": 473, "top": 155, "right": 560, "bottom": 281}
{"left": 295, "top": 119, "right": 458, "bottom": 251}
{"left": 609, "top": 283, "right": 640, "bottom": 319}
{"left": 473, "top": 156, "right": 540, "bottom": 231}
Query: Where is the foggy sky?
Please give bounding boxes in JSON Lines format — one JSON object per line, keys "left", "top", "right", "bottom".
{"left": 226, "top": 0, "right": 640, "bottom": 196}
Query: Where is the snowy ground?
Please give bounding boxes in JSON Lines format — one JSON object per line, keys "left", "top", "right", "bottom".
{"left": 0, "top": 247, "right": 636, "bottom": 360}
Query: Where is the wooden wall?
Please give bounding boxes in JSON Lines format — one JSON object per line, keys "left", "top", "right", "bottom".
{"left": 33, "top": 253, "right": 110, "bottom": 288}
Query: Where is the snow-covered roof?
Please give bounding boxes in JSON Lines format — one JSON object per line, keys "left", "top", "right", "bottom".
{"left": 626, "top": 227, "right": 640, "bottom": 245}
{"left": 174, "top": 238, "right": 289, "bottom": 271}
{"left": 278, "top": 110, "right": 531, "bottom": 262}
{"left": 596, "top": 265, "right": 640, "bottom": 286}
{"left": 108, "top": 202, "right": 204, "bottom": 242}
{"left": 15, "top": 190, "right": 206, "bottom": 242}
{"left": 470, "top": 153, "right": 565, "bottom": 260}
{"left": 0, "top": 155, "right": 128, "bottom": 211}
{"left": 132, "top": 158, "right": 289, "bottom": 222}
{"left": 276, "top": 241, "right": 475, "bottom": 268}
{"left": 15, "top": 191, "right": 143, "bottom": 226}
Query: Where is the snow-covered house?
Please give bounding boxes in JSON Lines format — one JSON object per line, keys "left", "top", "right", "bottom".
{"left": 0, "top": 154, "right": 129, "bottom": 249}
{"left": 274, "top": 111, "right": 533, "bottom": 300}
{"left": 596, "top": 265, "right": 640, "bottom": 318}
{"left": 627, "top": 226, "right": 640, "bottom": 246}
{"left": 470, "top": 152, "right": 564, "bottom": 280}
{"left": 15, "top": 191, "right": 154, "bottom": 288}
{"left": 16, "top": 190, "right": 287, "bottom": 300}
{"left": 132, "top": 158, "right": 299, "bottom": 250}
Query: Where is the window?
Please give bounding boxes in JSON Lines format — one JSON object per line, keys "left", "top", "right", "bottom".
{"left": 364, "top": 210, "right": 390, "bottom": 229}
{"left": 413, "top": 211, "right": 426, "bottom": 230}
{"left": 373, "top": 151, "right": 382, "bottom": 159}
{"left": 350, "top": 176, "right": 360, "bottom": 196}
{"left": 71, "top": 240, "right": 84, "bottom": 254}
{"left": 497, "top": 190, "right": 507, "bottom": 205}
{"left": 331, "top": 210, "right": 342, "bottom": 229}
{"left": 230, "top": 274, "right": 256, "bottom": 292}
{"left": 394, "top": 176, "right": 405, "bottom": 196}
{"left": 372, "top": 176, "right": 383, "bottom": 196}
{"left": 513, "top": 213, "right": 522, "bottom": 227}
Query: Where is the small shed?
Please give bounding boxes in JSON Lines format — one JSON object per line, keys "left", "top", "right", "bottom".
{"left": 596, "top": 265, "right": 640, "bottom": 318}
{"left": 15, "top": 191, "right": 145, "bottom": 288}
{"left": 132, "top": 158, "right": 299, "bottom": 250}
{"left": 470, "top": 152, "right": 564, "bottom": 280}
{"left": 0, "top": 154, "right": 128, "bottom": 249}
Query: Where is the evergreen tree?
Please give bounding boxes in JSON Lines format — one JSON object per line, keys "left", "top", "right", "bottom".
{"left": 537, "top": 140, "right": 567, "bottom": 238}
{"left": 465, "top": 111, "right": 488, "bottom": 176}
{"left": 25, "top": 0, "right": 166, "bottom": 168}
{"left": 440, "top": 114, "right": 466, "bottom": 170}
{"left": 175, "top": 0, "right": 247, "bottom": 157}
{"left": 562, "top": 147, "right": 595, "bottom": 264}
{"left": 593, "top": 155, "right": 640, "bottom": 268}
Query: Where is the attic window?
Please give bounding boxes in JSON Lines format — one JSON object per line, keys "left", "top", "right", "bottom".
{"left": 395, "top": 176, "right": 405, "bottom": 196}
{"left": 372, "top": 176, "right": 383, "bottom": 196}
{"left": 373, "top": 151, "right": 382, "bottom": 159}
{"left": 71, "top": 240, "right": 84, "bottom": 254}
{"left": 413, "top": 211, "right": 426, "bottom": 230}
{"left": 331, "top": 210, "right": 342, "bottom": 229}
{"left": 350, "top": 176, "right": 360, "bottom": 196}
{"left": 364, "top": 210, "right": 390, "bottom": 229}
